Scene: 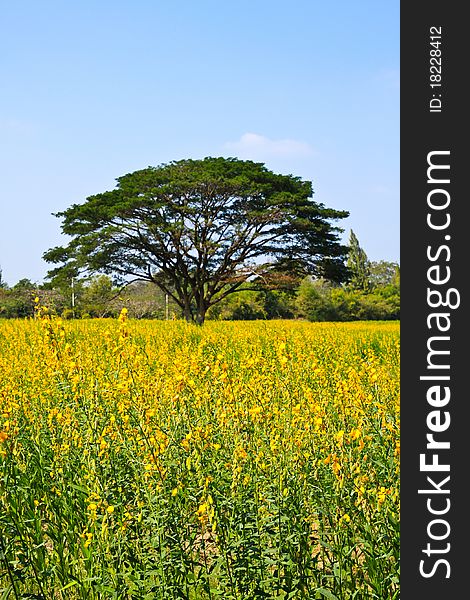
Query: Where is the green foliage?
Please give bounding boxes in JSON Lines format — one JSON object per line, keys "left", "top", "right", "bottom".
{"left": 0, "top": 279, "right": 36, "bottom": 318}
{"left": 207, "top": 288, "right": 296, "bottom": 321}
{"left": 0, "top": 271, "right": 399, "bottom": 322}
{"left": 44, "top": 157, "right": 349, "bottom": 324}
{"left": 61, "top": 308, "right": 75, "bottom": 320}
{"left": 2, "top": 226, "right": 398, "bottom": 322}
{"left": 262, "top": 290, "right": 295, "bottom": 319}
{"left": 346, "top": 230, "right": 370, "bottom": 291}
{"left": 115, "top": 281, "right": 179, "bottom": 320}
{"left": 207, "top": 290, "right": 267, "bottom": 321}
{"left": 0, "top": 268, "right": 7, "bottom": 289}
{"left": 369, "top": 261, "right": 400, "bottom": 289}
{"left": 295, "top": 277, "right": 399, "bottom": 322}
{"left": 79, "top": 275, "right": 117, "bottom": 318}
{"left": 295, "top": 278, "right": 337, "bottom": 322}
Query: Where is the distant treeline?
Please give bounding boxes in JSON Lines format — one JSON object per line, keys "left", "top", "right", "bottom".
{"left": 0, "top": 260, "right": 399, "bottom": 322}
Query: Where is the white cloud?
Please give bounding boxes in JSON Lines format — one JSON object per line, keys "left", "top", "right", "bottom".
{"left": 369, "top": 184, "right": 395, "bottom": 196}
{"left": 378, "top": 68, "right": 400, "bottom": 90}
{"left": 0, "top": 118, "right": 35, "bottom": 136}
{"left": 224, "top": 132, "right": 314, "bottom": 160}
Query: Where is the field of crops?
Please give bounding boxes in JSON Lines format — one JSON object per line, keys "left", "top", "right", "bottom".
{"left": 0, "top": 311, "right": 399, "bottom": 599}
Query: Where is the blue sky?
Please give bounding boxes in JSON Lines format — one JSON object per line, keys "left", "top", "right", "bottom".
{"left": 0, "top": 1, "right": 399, "bottom": 286}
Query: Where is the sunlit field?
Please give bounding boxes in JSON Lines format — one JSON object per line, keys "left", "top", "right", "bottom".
{"left": 0, "top": 312, "right": 399, "bottom": 599}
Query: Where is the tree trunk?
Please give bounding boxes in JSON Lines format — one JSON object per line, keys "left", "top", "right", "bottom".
{"left": 195, "top": 300, "right": 206, "bottom": 325}
{"left": 182, "top": 297, "right": 192, "bottom": 322}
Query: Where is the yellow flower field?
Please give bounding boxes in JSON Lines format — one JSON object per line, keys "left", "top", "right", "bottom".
{"left": 0, "top": 313, "right": 399, "bottom": 599}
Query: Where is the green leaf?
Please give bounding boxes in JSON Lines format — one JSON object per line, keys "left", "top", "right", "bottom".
{"left": 59, "top": 581, "right": 79, "bottom": 592}
{"left": 316, "top": 588, "right": 340, "bottom": 600}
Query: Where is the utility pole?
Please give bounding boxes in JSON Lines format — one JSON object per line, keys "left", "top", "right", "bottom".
{"left": 71, "top": 277, "right": 75, "bottom": 318}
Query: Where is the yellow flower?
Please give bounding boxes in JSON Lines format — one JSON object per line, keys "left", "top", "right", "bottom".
{"left": 196, "top": 503, "right": 208, "bottom": 517}
{"left": 335, "top": 430, "right": 345, "bottom": 444}
{"left": 349, "top": 428, "right": 361, "bottom": 441}
{"left": 118, "top": 307, "right": 128, "bottom": 323}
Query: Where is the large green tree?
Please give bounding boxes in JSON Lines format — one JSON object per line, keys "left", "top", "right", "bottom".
{"left": 369, "top": 260, "right": 400, "bottom": 289}
{"left": 0, "top": 268, "right": 6, "bottom": 289}
{"left": 44, "top": 157, "right": 349, "bottom": 324}
{"left": 346, "top": 229, "right": 370, "bottom": 291}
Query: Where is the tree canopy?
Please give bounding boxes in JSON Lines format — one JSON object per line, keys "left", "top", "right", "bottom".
{"left": 44, "top": 157, "right": 349, "bottom": 323}
{"left": 347, "top": 230, "right": 370, "bottom": 291}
